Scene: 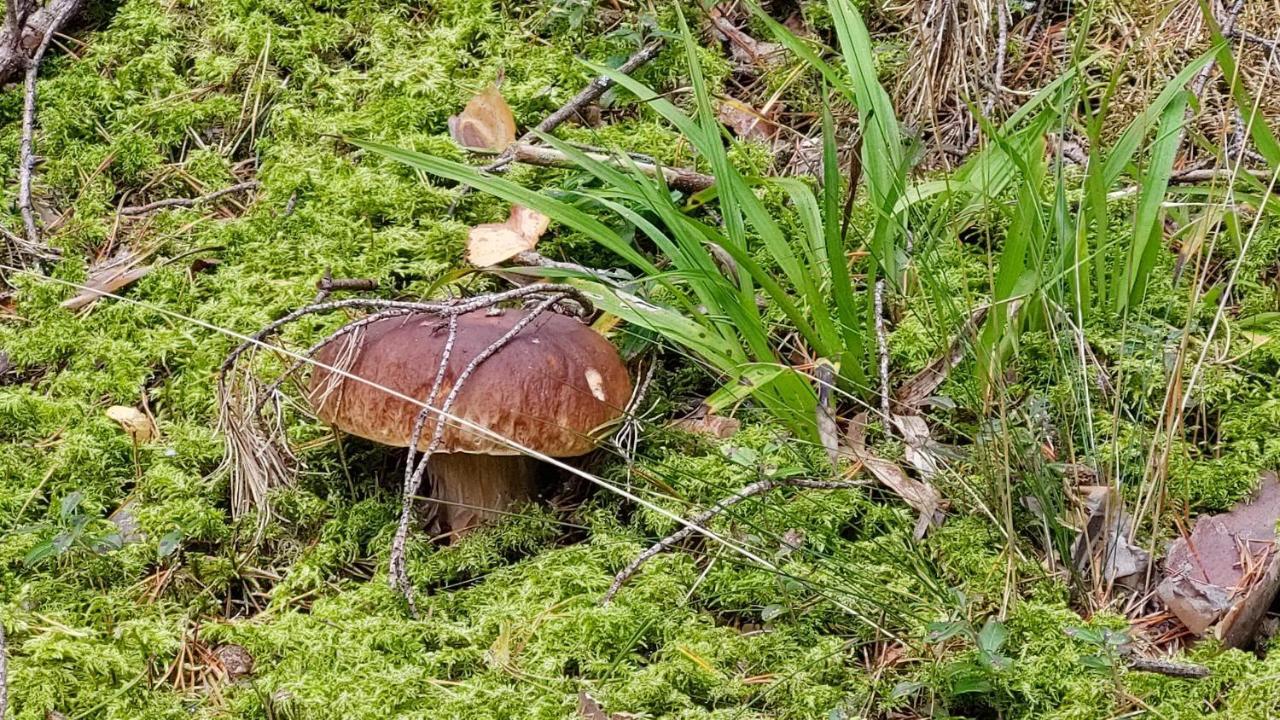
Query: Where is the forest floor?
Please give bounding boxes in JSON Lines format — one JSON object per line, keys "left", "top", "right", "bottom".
{"left": 2, "top": 0, "right": 1280, "bottom": 718}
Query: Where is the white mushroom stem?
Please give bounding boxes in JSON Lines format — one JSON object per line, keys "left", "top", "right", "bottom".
{"left": 427, "top": 453, "right": 539, "bottom": 540}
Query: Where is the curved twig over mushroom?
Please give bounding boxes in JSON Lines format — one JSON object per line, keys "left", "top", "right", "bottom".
{"left": 218, "top": 283, "right": 631, "bottom": 610}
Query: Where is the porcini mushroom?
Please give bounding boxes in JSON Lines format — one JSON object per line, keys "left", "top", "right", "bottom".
{"left": 307, "top": 308, "right": 632, "bottom": 536}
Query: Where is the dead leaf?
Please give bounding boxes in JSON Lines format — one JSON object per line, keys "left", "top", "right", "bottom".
{"left": 449, "top": 83, "right": 517, "bottom": 152}
{"left": 716, "top": 98, "right": 779, "bottom": 142}
{"left": 577, "top": 693, "right": 608, "bottom": 720}
{"left": 708, "top": 5, "right": 785, "bottom": 69}
{"left": 670, "top": 413, "right": 741, "bottom": 438}
{"left": 1070, "top": 485, "right": 1150, "bottom": 588}
{"left": 62, "top": 253, "right": 154, "bottom": 310}
{"left": 1157, "top": 472, "right": 1280, "bottom": 647}
{"left": 106, "top": 405, "right": 156, "bottom": 442}
{"left": 844, "top": 413, "right": 945, "bottom": 538}
{"left": 888, "top": 414, "right": 944, "bottom": 480}
{"left": 468, "top": 205, "right": 551, "bottom": 267}
{"left": 893, "top": 306, "right": 989, "bottom": 411}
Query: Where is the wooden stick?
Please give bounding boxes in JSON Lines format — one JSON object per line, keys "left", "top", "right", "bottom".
{"left": 16, "top": 0, "right": 75, "bottom": 254}
{"left": 509, "top": 143, "right": 715, "bottom": 192}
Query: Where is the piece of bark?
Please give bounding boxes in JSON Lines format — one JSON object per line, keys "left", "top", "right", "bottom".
{"left": 1156, "top": 473, "right": 1280, "bottom": 647}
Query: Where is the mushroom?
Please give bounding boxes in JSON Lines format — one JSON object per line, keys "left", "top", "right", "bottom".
{"left": 307, "top": 308, "right": 632, "bottom": 537}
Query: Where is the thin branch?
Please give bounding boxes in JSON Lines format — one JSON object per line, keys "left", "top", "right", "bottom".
{"left": 1126, "top": 655, "right": 1211, "bottom": 679}
{"left": 1190, "top": 0, "right": 1246, "bottom": 98}
{"left": 602, "top": 477, "right": 861, "bottom": 603}
{"left": 119, "top": 180, "right": 261, "bottom": 216}
{"left": 0, "top": 620, "right": 6, "bottom": 720}
{"left": 391, "top": 294, "right": 567, "bottom": 613}
{"left": 507, "top": 143, "right": 716, "bottom": 192}
{"left": 874, "top": 277, "right": 890, "bottom": 421}
{"left": 17, "top": 0, "right": 76, "bottom": 254}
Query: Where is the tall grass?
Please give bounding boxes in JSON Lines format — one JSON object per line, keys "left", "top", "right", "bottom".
{"left": 363, "top": 0, "right": 1280, "bottom": 606}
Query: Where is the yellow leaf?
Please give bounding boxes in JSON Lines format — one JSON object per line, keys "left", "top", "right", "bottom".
{"left": 106, "top": 405, "right": 156, "bottom": 442}
{"left": 467, "top": 205, "right": 550, "bottom": 267}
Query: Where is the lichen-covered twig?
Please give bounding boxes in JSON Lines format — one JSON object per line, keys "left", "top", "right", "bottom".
{"left": 602, "top": 477, "right": 861, "bottom": 603}
{"left": 0, "top": 620, "right": 8, "bottom": 720}
{"left": 873, "top": 277, "right": 891, "bottom": 420}
{"left": 119, "top": 180, "right": 261, "bottom": 216}
{"left": 390, "top": 293, "right": 570, "bottom": 612}
{"left": 16, "top": 0, "right": 76, "bottom": 260}
{"left": 219, "top": 280, "right": 595, "bottom": 610}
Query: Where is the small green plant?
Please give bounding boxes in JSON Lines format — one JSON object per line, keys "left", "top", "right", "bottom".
{"left": 12, "top": 491, "right": 124, "bottom": 566}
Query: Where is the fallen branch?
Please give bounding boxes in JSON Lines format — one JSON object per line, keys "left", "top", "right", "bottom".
{"left": 0, "top": 0, "right": 81, "bottom": 84}
{"left": 0, "top": 620, "right": 6, "bottom": 720}
{"left": 509, "top": 143, "right": 716, "bottom": 192}
{"left": 119, "top": 180, "right": 261, "bottom": 216}
{"left": 602, "top": 477, "right": 861, "bottom": 603}
{"left": 16, "top": 0, "right": 76, "bottom": 259}
{"left": 1125, "top": 655, "right": 1211, "bottom": 679}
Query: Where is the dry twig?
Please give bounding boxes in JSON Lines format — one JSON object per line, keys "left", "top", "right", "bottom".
{"left": 15, "top": 0, "right": 76, "bottom": 261}
{"left": 602, "top": 477, "right": 861, "bottom": 603}
{"left": 507, "top": 143, "right": 716, "bottom": 192}
{"left": 119, "top": 180, "right": 261, "bottom": 216}
{"left": 0, "top": 620, "right": 7, "bottom": 720}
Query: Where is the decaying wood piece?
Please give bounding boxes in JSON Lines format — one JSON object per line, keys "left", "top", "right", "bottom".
{"left": 1156, "top": 473, "right": 1280, "bottom": 648}
{"left": 11, "top": 0, "right": 79, "bottom": 264}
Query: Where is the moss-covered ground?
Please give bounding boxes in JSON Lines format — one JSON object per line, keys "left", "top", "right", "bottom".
{"left": 2, "top": 1, "right": 1279, "bottom": 718}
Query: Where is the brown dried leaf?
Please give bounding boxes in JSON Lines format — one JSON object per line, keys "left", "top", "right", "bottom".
{"left": 1069, "top": 485, "right": 1149, "bottom": 587}
{"left": 62, "top": 264, "right": 153, "bottom": 310}
{"left": 106, "top": 405, "right": 156, "bottom": 442}
{"left": 670, "top": 414, "right": 741, "bottom": 439}
{"left": 448, "top": 83, "right": 517, "bottom": 152}
{"left": 467, "top": 205, "right": 550, "bottom": 267}
{"left": 893, "top": 306, "right": 989, "bottom": 411}
{"left": 716, "top": 98, "right": 779, "bottom": 142}
{"left": 708, "top": 5, "right": 785, "bottom": 69}
{"left": 844, "top": 413, "right": 944, "bottom": 538}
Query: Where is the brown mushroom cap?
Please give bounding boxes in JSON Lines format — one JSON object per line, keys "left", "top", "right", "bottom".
{"left": 308, "top": 308, "right": 632, "bottom": 456}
